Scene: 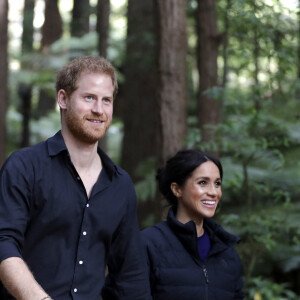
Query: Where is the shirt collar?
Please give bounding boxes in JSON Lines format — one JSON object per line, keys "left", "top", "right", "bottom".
{"left": 46, "top": 130, "right": 118, "bottom": 180}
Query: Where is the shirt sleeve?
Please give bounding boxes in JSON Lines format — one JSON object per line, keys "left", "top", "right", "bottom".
{"left": 101, "top": 176, "right": 151, "bottom": 300}
{"left": 0, "top": 152, "right": 32, "bottom": 262}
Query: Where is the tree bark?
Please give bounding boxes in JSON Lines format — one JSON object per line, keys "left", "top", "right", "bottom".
{"left": 38, "top": 0, "right": 63, "bottom": 118}
{"left": 121, "top": 0, "right": 159, "bottom": 225}
{"left": 19, "top": 0, "right": 35, "bottom": 148}
{"left": 97, "top": 0, "right": 110, "bottom": 58}
{"left": 71, "top": 0, "right": 90, "bottom": 37}
{"left": 297, "top": 0, "right": 300, "bottom": 100}
{"left": 196, "top": 0, "right": 221, "bottom": 142}
{"left": 0, "top": 0, "right": 8, "bottom": 167}
{"left": 22, "top": 0, "right": 35, "bottom": 53}
{"left": 41, "top": 0, "right": 63, "bottom": 51}
{"left": 121, "top": 0, "right": 158, "bottom": 179}
{"left": 156, "top": 0, "right": 187, "bottom": 219}
{"left": 220, "top": 0, "right": 231, "bottom": 114}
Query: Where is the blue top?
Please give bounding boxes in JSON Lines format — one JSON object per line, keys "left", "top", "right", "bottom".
{"left": 197, "top": 231, "right": 211, "bottom": 259}
{"left": 0, "top": 131, "right": 151, "bottom": 300}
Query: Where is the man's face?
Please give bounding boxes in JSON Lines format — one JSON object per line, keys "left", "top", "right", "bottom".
{"left": 61, "top": 72, "right": 114, "bottom": 145}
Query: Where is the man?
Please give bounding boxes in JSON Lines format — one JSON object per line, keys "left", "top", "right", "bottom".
{"left": 0, "top": 56, "right": 151, "bottom": 300}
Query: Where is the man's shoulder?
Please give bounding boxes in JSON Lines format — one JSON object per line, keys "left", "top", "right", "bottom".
{"left": 6, "top": 140, "right": 48, "bottom": 164}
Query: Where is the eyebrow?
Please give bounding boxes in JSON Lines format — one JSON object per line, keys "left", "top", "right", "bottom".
{"left": 196, "top": 176, "right": 222, "bottom": 181}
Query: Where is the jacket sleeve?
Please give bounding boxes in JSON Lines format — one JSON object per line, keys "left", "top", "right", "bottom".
{"left": 101, "top": 177, "right": 151, "bottom": 300}
{"left": 0, "top": 152, "right": 32, "bottom": 263}
{"left": 141, "top": 227, "right": 155, "bottom": 299}
{"left": 234, "top": 251, "right": 245, "bottom": 300}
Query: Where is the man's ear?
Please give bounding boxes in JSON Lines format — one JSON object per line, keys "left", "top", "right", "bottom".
{"left": 170, "top": 182, "right": 182, "bottom": 198}
{"left": 57, "top": 89, "right": 68, "bottom": 110}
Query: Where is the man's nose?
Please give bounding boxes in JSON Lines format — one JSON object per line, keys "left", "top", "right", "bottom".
{"left": 92, "top": 100, "right": 104, "bottom": 114}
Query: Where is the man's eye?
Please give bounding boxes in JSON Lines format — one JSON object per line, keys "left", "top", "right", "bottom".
{"left": 103, "top": 98, "right": 112, "bottom": 103}
{"left": 85, "top": 96, "right": 94, "bottom": 101}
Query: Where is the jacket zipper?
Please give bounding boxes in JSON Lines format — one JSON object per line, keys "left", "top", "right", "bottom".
{"left": 202, "top": 264, "right": 209, "bottom": 299}
{"left": 202, "top": 264, "right": 209, "bottom": 283}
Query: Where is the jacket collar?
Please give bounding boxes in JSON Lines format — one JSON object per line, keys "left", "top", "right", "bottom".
{"left": 167, "top": 207, "right": 240, "bottom": 259}
{"left": 46, "top": 130, "right": 118, "bottom": 180}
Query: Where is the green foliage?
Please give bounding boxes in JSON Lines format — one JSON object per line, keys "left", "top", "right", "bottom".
{"left": 134, "top": 157, "right": 157, "bottom": 202}
{"left": 6, "top": 0, "right": 300, "bottom": 296}
{"left": 30, "top": 111, "right": 61, "bottom": 144}
{"left": 246, "top": 277, "right": 298, "bottom": 300}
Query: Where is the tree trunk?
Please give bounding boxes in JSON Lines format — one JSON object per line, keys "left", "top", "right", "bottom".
{"left": 196, "top": 0, "right": 221, "bottom": 142}
{"left": 251, "top": 0, "right": 261, "bottom": 111}
{"left": 71, "top": 0, "right": 90, "bottom": 37}
{"left": 97, "top": 0, "right": 110, "bottom": 58}
{"left": 253, "top": 25, "right": 261, "bottom": 111}
{"left": 121, "top": 0, "right": 159, "bottom": 225}
{"left": 38, "top": 0, "right": 63, "bottom": 118}
{"left": 22, "top": 0, "right": 35, "bottom": 53}
{"left": 41, "top": 0, "right": 63, "bottom": 51}
{"left": 19, "top": 0, "right": 35, "bottom": 148}
{"left": 0, "top": 0, "right": 8, "bottom": 167}
{"left": 121, "top": 0, "right": 158, "bottom": 179}
{"left": 297, "top": 0, "right": 300, "bottom": 101}
{"left": 156, "top": 0, "right": 187, "bottom": 219}
{"left": 220, "top": 0, "right": 231, "bottom": 114}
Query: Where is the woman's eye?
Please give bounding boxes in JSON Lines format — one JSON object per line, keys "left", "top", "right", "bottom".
{"left": 215, "top": 181, "right": 222, "bottom": 187}
{"left": 198, "top": 180, "right": 208, "bottom": 186}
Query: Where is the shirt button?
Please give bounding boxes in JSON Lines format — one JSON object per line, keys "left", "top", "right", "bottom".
{"left": 77, "top": 176, "right": 80, "bottom": 181}
{"left": 83, "top": 231, "right": 87, "bottom": 235}
{"left": 74, "top": 288, "right": 78, "bottom": 293}
{"left": 86, "top": 203, "right": 89, "bottom": 207}
{"left": 79, "top": 260, "right": 83, "bottom": 265}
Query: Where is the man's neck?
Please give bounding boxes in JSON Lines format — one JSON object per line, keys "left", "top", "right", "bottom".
{"left": 62, "top": 131, "right": 100, "bottom": 170}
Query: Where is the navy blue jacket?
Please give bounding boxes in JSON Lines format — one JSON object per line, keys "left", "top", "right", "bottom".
{"left": 141, "top": 208, "right": 244, "bottom": 300}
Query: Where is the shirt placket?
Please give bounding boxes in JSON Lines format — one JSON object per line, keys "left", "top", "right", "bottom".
{"left": 71, "top": 200, "right": 90, "bottom": 298}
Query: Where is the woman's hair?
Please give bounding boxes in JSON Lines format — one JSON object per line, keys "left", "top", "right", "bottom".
{"left": 156, "top": 149, "right": 223, "bottom": 208}
{"left": 55, "top": 56, "right": 118, "bottom": 98}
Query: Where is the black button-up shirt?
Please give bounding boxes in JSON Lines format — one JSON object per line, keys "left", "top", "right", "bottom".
{"left": 0, "top": 131, "right": 150, "bottom": 300}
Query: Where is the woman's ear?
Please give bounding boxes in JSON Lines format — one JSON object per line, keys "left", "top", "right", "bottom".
{"left": 57, "top": 89, "right": 68, "bottom": 110}
{"left": 170, "top": 182, "right": 181, "bottom": 198}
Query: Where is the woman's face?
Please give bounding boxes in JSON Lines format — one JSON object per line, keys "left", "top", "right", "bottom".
{"left": 173, "top": 161, "right": 222, "bottom": 223}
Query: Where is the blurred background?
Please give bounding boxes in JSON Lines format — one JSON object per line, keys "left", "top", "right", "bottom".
{"left": 0, "top": 0, "right": 300, "bottom": 298}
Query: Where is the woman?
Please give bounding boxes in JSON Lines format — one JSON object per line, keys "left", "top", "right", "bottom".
{"left": 141, "top": 149, "right": 244, "bottom": 300}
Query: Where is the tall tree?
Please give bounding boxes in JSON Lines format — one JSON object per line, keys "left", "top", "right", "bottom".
{"left": 0, "top": 0, "right": 8, "bottom": 167}
{"left": 252, "top": 6, "right": 261, "bottom": 110}
{"left": 220, "top": 0, "right": 231, "bottom": 112}
{"left": 121, "top": 0, "right": 158, "bottom": 224}
{"left": 297, "top": 0, "right": 300, "bottom": 100}
{"left": 41, "top": 0, "right": 63, "bottom": 51}
{"left": 97, "top": 0, "right": 110, "bottom": 58}
{"left": 156, "top": 0, "right": 187, "bottom": 217}
{"left": 71, "top": 0, "right": 90, "bottom": 37}
{"left": 37, "top": 0, "right": 63, "bottom": 117}
{"left": 19, "top": 0, "right": 35, "bottom": 148}
{"left": 121, "top": 0, "right": 158, "bottom": 178}
{"left": 196, "top": 0, "right": 221, "bottom": 142}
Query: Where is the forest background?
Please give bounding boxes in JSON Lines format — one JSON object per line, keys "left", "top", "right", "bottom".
{"left": 0, "top": 0, "right": 300, "bottom": 299}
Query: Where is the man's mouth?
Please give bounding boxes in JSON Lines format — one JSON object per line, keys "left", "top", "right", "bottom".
{"left": 87, "top": 119, "right": 104, "bottom": 123}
